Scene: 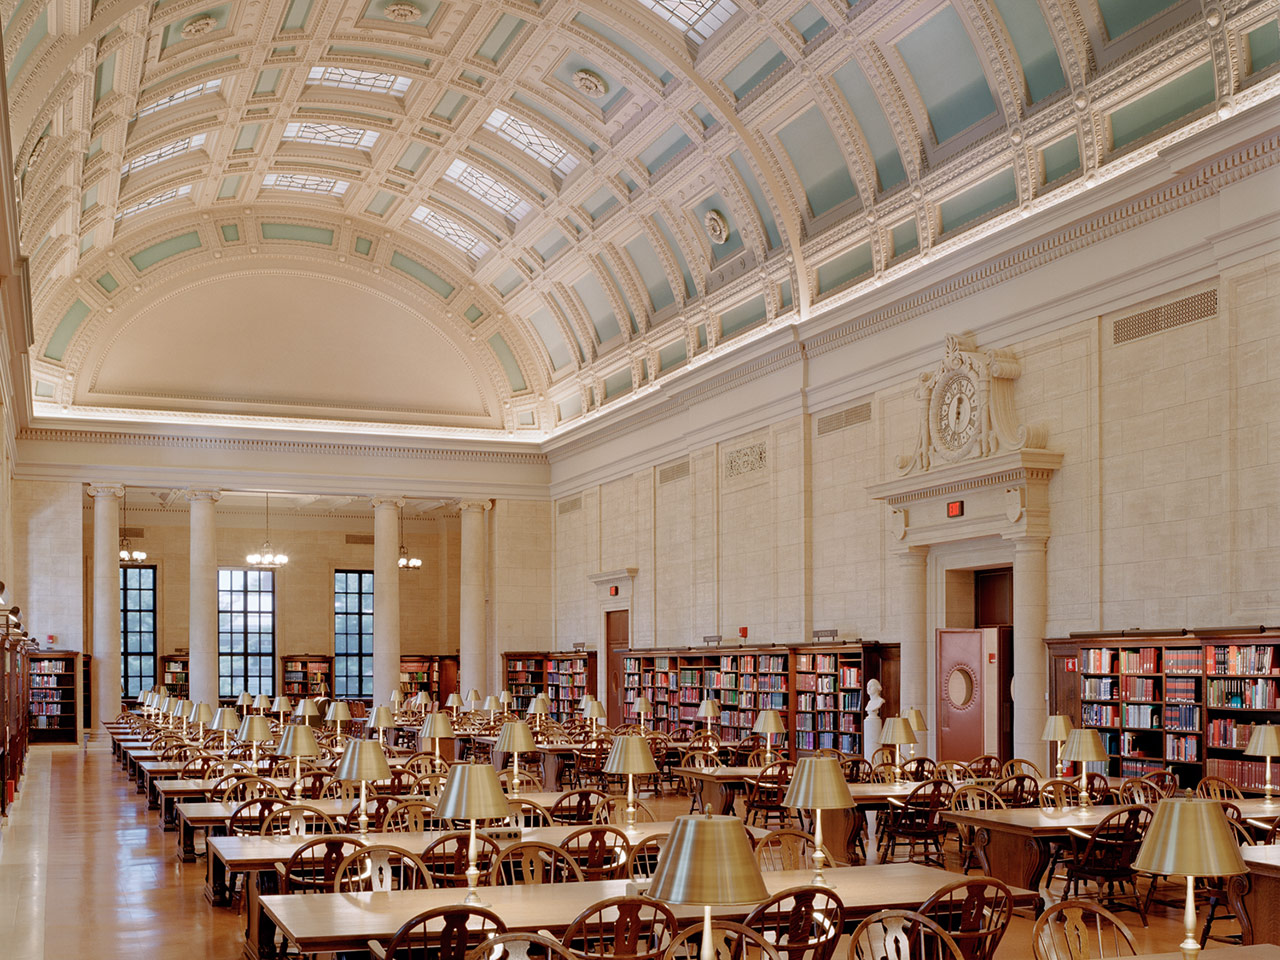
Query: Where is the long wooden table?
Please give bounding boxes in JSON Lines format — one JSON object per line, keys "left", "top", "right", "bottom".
{"left": 1238, "top": 845, "right": 1280, "bottom": 946}
{"left": 1134, "top": 949, "right": 1279, "bottom": 959}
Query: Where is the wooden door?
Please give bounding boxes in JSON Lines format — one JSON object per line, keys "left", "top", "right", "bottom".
{"left": 604, "top": 611, "right": 629, "bottom": 727}
{"left": 936, "top": 629, "right": 985, "bottom": 761}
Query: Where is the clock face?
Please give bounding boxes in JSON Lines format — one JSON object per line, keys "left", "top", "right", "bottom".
{"left": 935, "top": 371, "right": 978, "bottom": 453}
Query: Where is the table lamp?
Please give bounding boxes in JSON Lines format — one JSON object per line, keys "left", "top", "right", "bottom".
{"left": 279, "top": 724, "right": 321, "bottom": 801}
{"left": 371, "top": 705, "right": 395, "bottom": 747}
{"left": 495, "top": 719, "right": 536, "bottom": 796}
{"left": 697, "top": 698, "right": 721, "bottom": 734}
{"left": 140, "top": 691, "right": 153, "bottom": 718}
{"left": 434, "top": 764, "right": 512, "bottom": 905}
{"left": 390, "top": 688, "right": 404, "bottom": 709}
{"left": 905, "top": 708, "right": 928, "bottom": 759}
{"left": 579, "top": 693, "right": 596, "bottom": 710}
{"left": 236, "top": 691, "right": 253, "bottom": 714}
{"left": 446, "top": 692, "right": 463, "bottom": 720}
{"left": 648, "top": 815, "right": 769, "bottom": 960}
{"left": 155, "top": 685, "right": 169, "bottom": 699}
{"left": 466, "top": 688, "right": 481, "bottom": 711}
{"left": 1246, "top": 724, "right": 1280, "bottom": 804}
{"left": 783, "top": 756, "right": 854, "bottom": 885}
{"left": 1132, "top": 795, "right": 1246, "bottom": 960}
{"left": 526, "top": 695, "right": 550, "bottom": 737}
{"left": 325, "top": 700, "right": 352, "bottom": 744}
{"left": 879, "top": 717, "right": 917, "bottom": 782}
{"left": 293, "top": 698, "right": 320, "bottom": 728}
{"left": 604, "top": 735, "right": 658, "bottom": 829}
{"left": 253, "top": 694, "right": 272, "bottom": 716}
{"left": 210, "top": 706, "right": 239, "bottom": 752}
{"left": 1062, "top": 728, "right": 1108, "bottom": 810}
{"left": 753, "top": 709, "right": 787, "bottom": 765}
{"left": 159, "top": 697, "right": 174, "bottom": 726}
{"left": 584, "top": 698, "right": 606, "bottom": 733}
{"left": 498, "top": 690, "right": 513, "bottom": 713}
{"left": 1042, "top": 715, "right": 1074, "bottom": 778}
{"left": 633, "top": 695, "right": 653, "bottom": 733}
{"left": 174, "top": 699, "right": 193, "bottom": 737}
{"left": 237, "top": 714, "right": 273, "bottom": 769}
{"left": 271, "top": 695, "right": 292, "bottom": 726}
{"left": 334, "top": 739, "right": 392, "bottom": 834}
{"left": 421, "top": 711, "right": 455, "bottom": 761}
{"left": 189, "top": 702, "right": 213, "bottom": 739}
{"left": 482, "top": 695, "right": 501, "bottom": 722}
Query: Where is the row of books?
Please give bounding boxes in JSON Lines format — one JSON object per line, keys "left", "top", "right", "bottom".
{"left": 1207, "top": 718, "right": 1256, "bottom": 749}
{"left": 1163, "top": 704, "right": 1200, "bottom": 732}
{"left": 1081, "top": 648, "right": 1118, "bottom": 673}
{"left": 30, "top": 690, "right": 67, "bottom": 701}
{"left": 794, "top": 653, "right": 842, "bottom": 672}
{"left": 1121, "top": 759, "right": 1166, "bottom": 777}
{"left": 1166, "top": 677, "right": 1198, "bottom": 701}
{"left": 1083, "top": 703, "right": 1120, "bottom": 726}
{"left": 1166, "top": 648, "right": 1205, "bottom": 674}
{"left": 1165, "top": 734, "right": 1200, "bottom": 762}
{"left": 1207, "top": 757, "right": 1280, "bottom": 791}
{"left": 1120, "top": 648, "right": 1161, "bottom": 673}
{"left": 795, "top": 713, "right": 860, "bottom": 732}
{"left": 1121, "top": 677, "right": 1158, "bottom": 700}
{"left": 795, "top": 692, "right": 862, "bottom": 712}
{"left": 1121, "top": 704, "right": 1159, "bottom": 729}
{"left": 31, "top": 660, "right": 68, "bottom": 674}
{"left": 706, "top": 673, "right": 788, "bottom": 692}
{"left": 718, "top": 691, "right": 787, "bottom": 710}
{"left": 1209, "top": 644, "right": 1277, "bottom": 676}
{"left": 1207, "top": 678, "right": 1279, "bottom": 708}
{"left": 796, "top": 731, "right": 860, "bottom": 752}
{"left": 31, "top": 675, "right": 69, "bottom": 688}
{"left": 796, "top": 674, "right": 840, "bottom": 693}
{"left": 29, "top": 702, "right": 69, "bottom": 714}
{"left": 1082, "top": 678, "right": 1117, "bottom": 700}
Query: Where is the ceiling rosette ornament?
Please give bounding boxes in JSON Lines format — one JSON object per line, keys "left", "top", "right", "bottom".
{"left": 704, "top": 209, "right": 730, "bottom": 246}
{"left": 572, "top": 69, "right": 608, "bottom": 98}
{"left": 180, "top": 15, "right": 219, "bottom": 39}
{"left": 383, "top": 2, "right": 421, "bottom": 23}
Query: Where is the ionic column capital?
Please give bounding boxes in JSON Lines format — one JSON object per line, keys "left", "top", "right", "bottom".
{"left": 185, "top": 488, "right": 222, "bottom": 503}
{"left": 370, "top": 496, "right": 405, "bottom": 510}
{"left": 87, "top": 483, "right": 125, "bottom": 499}
{"left": 458, "top": 500, "right": 492, "bottom": 514}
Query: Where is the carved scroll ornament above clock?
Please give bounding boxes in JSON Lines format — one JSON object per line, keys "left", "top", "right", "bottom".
{"left": 896, "top": 334, "right": 1049, "bottom": 476}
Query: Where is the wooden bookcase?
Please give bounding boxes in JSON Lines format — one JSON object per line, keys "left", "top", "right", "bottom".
{"left": 28, "top": 651, "right": 82, "bottom": 744}
{"left": 793, "top": 644, "right": 879, "bottom": 754}
{"left": 502, "top": 652, "right": 598, "bottom": 721}
{"left": 399, "top": 655, "right": 459, "bottom": 702}
{"left": 160, "top": 654, "right": 189, "bottom": 699}
{"left": 280, "top": 654, "right": 332, "bottom": 699}
{"left": 3, "top": 632, "right": 32, "bottom": 813}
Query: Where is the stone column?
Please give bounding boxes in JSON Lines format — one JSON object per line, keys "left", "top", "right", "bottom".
{"left": 89, "top": 484, "right": 124, "bottom": 728}
{"left": 372, "top": 497, "right": 404, "bottom": 707}
{"left": 458, "top": 501, "right": 491, "bottom": 699}
{"left": 1012, "top": 535, "right": 1050, "bottom": 768}
{"left": 186, "top": 490, "right": 221, "bottom": 707}
{"left": 892, "top": 546, "right": 929, "bottom": 750}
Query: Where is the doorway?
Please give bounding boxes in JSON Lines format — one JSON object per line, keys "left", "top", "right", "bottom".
{"left": 604, "top": 610, "right": 629, "bottom": 726}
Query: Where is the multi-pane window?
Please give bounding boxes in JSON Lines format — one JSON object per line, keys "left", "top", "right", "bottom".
{"left": 121, "top": 134, "right": 207, "bottom": 175}
{"left": 262, "top": 173, "right": 350, "bottom": 196}
{"left": 442, "top": 159, "right": 532, "bottom": 219}
{"left": 334, "top": 571, "right": 373, "bottom": 698}
{"left": 115, "top": 184, "right": 192, "bottom": 221}
{"left": 120, "top": 566, "right": 157, "bottom": 699}
{"left": 635, "top": 0, "right": 737, "bottom": 41}
{"left": 282, "top": 121, "right": 379, "bottom": 150}
{"left": 307, "top": 66, "right": 411, "bottom": 95}
{"left": 218, "top": 568, "right": 275, "bottom": 698}
{"left": 135, "top": 79, "right": 222, "bottom": 118}
{"left": 484, "top": 109, "right": 579, "bottom": 177}
{"left": 408, "top": 206, "right": 491, "bottom": 258}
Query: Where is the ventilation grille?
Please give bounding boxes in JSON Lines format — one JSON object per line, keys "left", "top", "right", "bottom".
{"left": 121, "top": 526, "right": 144, "bottom": 539}
{"left": 1114, "top": 289, "right": 1216, "bottom": 345}
{"left": 816, "top": 402, "right": 872, "bottom": 436}
{"left": 557, "top": 497, "right": 582, "bottom": 515}
{"left": 658, "top": 459, "right": 690, "bottom": 484}
{"left": 345, "top": 533, "right": 374, "bottom": 545}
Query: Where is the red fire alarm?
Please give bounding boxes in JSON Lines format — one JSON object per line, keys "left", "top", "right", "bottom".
{"left": 946, "top": 500, "right": 964, "bottom": 518}
{"left": 739, "top": 627, "right": 749, "bottom": 639}
{"left": 609, "top": 585, "right": 619, "bottom": 596}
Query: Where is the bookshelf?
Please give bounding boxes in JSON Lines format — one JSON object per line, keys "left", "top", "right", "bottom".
{"left": 793, "top": 644, "right": 875, "bottom": 754}
{"left": 1205, "top": 637, "right": 1280, "bottom": 790}
{"left": 280, "top": 654, "right": 332, "bottom": 699}
{"left": 28, "top": 651, "right": 82, "bottom": 744}
{"left": 502, "top": 652, "right": 597, "bottom": 721}
{"left": 399, "top": 655, "right": 459, "bottom": 703}
{"left": 160, "top": 654, "right": 189, "bottom": 700}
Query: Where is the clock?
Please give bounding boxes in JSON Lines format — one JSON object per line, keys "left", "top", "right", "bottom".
{"left": 932, "top": 370, "right": 979, "bottom": 456}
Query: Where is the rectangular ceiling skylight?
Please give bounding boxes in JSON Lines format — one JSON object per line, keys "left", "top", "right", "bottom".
{"left": 135, "top": 79, "right": 223, "bottom": 118}
{"left": 262, "top": 173, "right": 350, "bottom": 195}
{"left": 306, "top": 66, "right": 412, "bottom": 95}
{"left": 115, "top": 184, "right": 193, "bottom": 221}
{"left": 409, "top": 206, "right": 492, "bottom": 258}
{"left": 483, "top": 108, "right": 578, "bottom": 177}
{"left": 633, "top": 0, "right": 737, "bottom": 42}
{"left": 121, "top": 134, "right": 208, "bottom": 175}
{"left": 441, "top": 158, "right": 532, "bottom": 219}
{"left": 282, "top": 121, "right": 379, "bottom": 149}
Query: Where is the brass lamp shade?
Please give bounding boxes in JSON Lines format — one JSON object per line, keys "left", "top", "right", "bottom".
{"left": 880, "top": 717, "right": 917, "bottom": 746}
{"left": 293, "top": 698, "right": 320, "bottom": 719}
{"left": 1246, "top": 725, "right": 1280, "bottom": 756}
{"left": 905, "top": 708, "right": 928, "bottom": 733}
{"left": 604, "top": 735, "right": 659, "bottom": 776}
{"left": 390, "top": 689, "right": 404, "bottom": 705}
{"left": 648, "top": 815, "right": 770, "bottom": 906}
{"left": 1062, "top": 727, "right": 1108, "bottom": 763}
{"left": 1132, "top": 797, "right": 1247, "bottom": 878}
{"left": 482, "top": 695, "right": 502, "bottom": 712}
{"left": 527, "top": 697, "right": 550, "bottom": 716}
{"left": 155, "top": 685, "right": 169, "bottom": 697}
{"left": 237, "top": 715, "right": 273, "bottom": 743}
{"left": 278, "top": 724, "right": 321, "bottom": 758}
{"left": 371, "top": 706, "right": 395, "bottom": 729}
{"left": 325, "top": 701, "right": 352, "bottom": 724}
{"left": 498, "top": 690, "right": 513, "bottom": 705}
{"left": 189, "top": 702, "right": 214, "bottom": 726}
{"left": 236, "top": 692, "right": 254, "bottom": 708}
{"left": 271, "top": 696, "right": 292, "bottom": 714}
{"left": 445, "top": 693, "right": 464, "bottom": 709}
{"left": 160, "top": 697, "right": 174, "bottom": 714}
{"left": 335, "top": 739, "right": 392, "bottom": 783}
{"left": 579, "top": 693, "right": 596, "bottom": 710}
{"left": 434, "top": 763, "right": 512, "bottom": 820}
{"left": 421, "top": 712, "right": 455, "bottom": 739}
{"left": 252, "top": 694, "right": 272, "bottom": 711}
{"left": 753, "top": 709, "right": 786, "bottom": 736}
{"left": 633, "top": 696, "right": 653, "bottom": 716}
{"left": 583, "top": 700, "right": 607, "bottom": 720}
{"left": 210, "top": 707, "right": 240, "bottom": 732}
{"left": 466, "top": 688, "right": 481, "bottom": 704}
{"left": 496, "top": 719, "right": 536, "bottom": 754}
{"left": 1042, "top": 715, "right": 1074, "bottom": 741}
{"left": 174, "top": 699, "right": 192, "bottom": 718}
{"left": 783, "top": 756, "right": 854, "bottom": 810}
{"left": 697, "top": 699, "right": 722, "bottom": 720}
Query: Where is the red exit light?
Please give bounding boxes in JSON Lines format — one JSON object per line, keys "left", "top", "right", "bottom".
{"left": 946, "top": 500, "right": 964, "bottom": 518}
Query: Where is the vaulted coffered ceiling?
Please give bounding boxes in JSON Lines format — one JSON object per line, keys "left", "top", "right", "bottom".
{"left": 8, "top": 0, "right": 1280, "bottom": 439}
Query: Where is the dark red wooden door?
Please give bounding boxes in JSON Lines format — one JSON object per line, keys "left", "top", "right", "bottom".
{"left": 937, "top": 629, "right": 985, "bottom": 761}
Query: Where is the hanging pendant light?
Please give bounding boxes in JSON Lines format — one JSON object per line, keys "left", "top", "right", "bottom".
{"left": 246, "top": 491, "right": 288, "bottom": 568}
{"left": 397, "top": 508, "right": 421, "bottom": 570}
{"left": 118, "top": 486, "right": 147, "bottom": 564}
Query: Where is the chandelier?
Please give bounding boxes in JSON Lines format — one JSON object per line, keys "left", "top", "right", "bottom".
{"left": 397, "top": 509, "right": 421, "bottom": 570}
{"left": 246, "top": 491, "right": 288, "bottom": 568}
{"left": 118, "top": 486, "right": 147, "bottom": 564}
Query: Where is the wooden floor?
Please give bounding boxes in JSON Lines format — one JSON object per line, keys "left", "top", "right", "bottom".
{"left": 0, "top": 742, "right": 1205, "bottom": 959}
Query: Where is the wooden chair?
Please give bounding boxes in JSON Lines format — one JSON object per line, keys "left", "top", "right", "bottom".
{"left": 413, "top": 772, "right": 449, "bottom": 799}
{"left": 259, "top": 803, "right": 336, "bottom": 836}
{"left": 465, "top": 933, "right": 578, "bottom": 960}
{"left": 489, "top": 840, "right": 585, "bottom": 885}
{"left": 507, "top": 797, "right": 553, "bottom": 828}
{"left": 848, "top": 909, "right": 965, "bottom": 960}
{"left": 882, "top": 779, "right": 955, "bottom": 866}
{"left": 1061, "top": 805, "right": 1153, "bottom": 924}
{"left": 276, "top": 836, "right": 366, "bottom": 894}
{"left": 949, "top": 785, "right": 1005, "bottom": 873}
{"left": 917, "top": 876, "right": 1014, "bottom": 960}
{"left": 628, "top": 833, "right": 668, "bottom": 880}
{"left": 753, "top": 828, "right": 836, "bottom": 872}
{"left": 1117, "top": 777, "right": 1161, "bottom": 805}
{"left": 562, "top": 825, "right": 633, "bottom": 880}
{"left": 1040, "top": 779, "right": 1083, "bottom": 809}
{"left": 575, "top": 739, "right": 613, "bottom": 790}
{"left": 681, "top": 748, "right": 721, "bottom": 813}
{"left": 593, "top": 796, "right": 657, "bottom": 825}
{"left": 404, "top": 751, "right": 451, "bottom": 776}
{"left": 498, "top": 768, "right": 544, "bottom": 793}
{"left": 1002, "top": 758, "right": 1043, "bottom": 778}
{"left": 734, "top": 734, "right": 768, "bottom": 765}
{"left": 319, "top": 778, "right": 358, "bottom": 801}
{"left": 1030, "top": 899, "right": 1137, "bottom": 959}
{"left": 220, "top": 775, "right": 282, "bottom": 804}
{"left": 381, "top": 799, "right": 448, "bottom": 833}
{"left": 744, "top": 760, "right": 795, "bottom": 828}
{"left": 179, "top": 755, "right": 219, "bottom": 779}
{"left": 227, "top": 796, "right": 287, "bottom": 835}
{"left": 1196, "top": 775, "right": 1243, "bottom": 801}
{"left": 343, "top": 793, "right": 399, "bottom": 831}
{"left": 1140, "top": 770, "right": 1178, "bottom": 796}
{"left": 936, "top": 760, "right": 971, "bottom": 782}
{"left": 369, "top": 905, "right": 507, "bottom": 960}
{"left": 846, "top": 757, "right": 873, "bottom": 783}
{"left": 563, "top": 896, "right": 679, "bottom": 960}
{"left": 551, "top": 788, "right": 611, "bottom": 824}
{"left": 687, "top": 731, "right": 721, "bottom": 753}
{"left": 967, "top": 755, "right": 1002, "bottom": 780}
{"left": 901, "top": 757, "right": 937, "bottom": 782}
{"left": 1199, "top": 818, "right": 1254, "bottom": 946}
{"left": 870, "top": 746, "right": 896, "bottom": 766}
{"left": 419, "top": 831, "right": 501, "bottom": 888}
{"left": 334, "top": 845, "right": 433, "bottom": 892}
{"left": 292, "top": 769, "right": 330, "bottom": 799}
{"left": 744, "top": 886, "right": 845, "bottom": 960}
{"left": 663, "top": 920, "right": 783, "bottom": 960}
{"left": 993, "top": 774, "right": 1040, "bottom": 808}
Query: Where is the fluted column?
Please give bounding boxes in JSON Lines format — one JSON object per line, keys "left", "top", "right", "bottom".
{"left": 891, "top": 546, "right": 929, "bottom": 749}
{"left": 458, "top": 501, "right": 491, "bottom": 698}
{"left": 372, "top": 497, "right": 403, "bottom": 707}
{"left": 89, "top": 484, "right": 124, "bottom": 728}
{"left": 186, "top": 490, "right": 221, "bottom": 706}
{"left": 1012, "top": 536, "right": 1050, "bottom": 768}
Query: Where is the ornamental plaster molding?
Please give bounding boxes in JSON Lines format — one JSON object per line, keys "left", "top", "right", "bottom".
{"left": 184, "top": 488, "right": 222, "bottom": 502}
{"left": 87, "top": 482, "right": 125, "bottom": 498}
{"left": 369, "top": 496, "right": 406, "bottom": 509}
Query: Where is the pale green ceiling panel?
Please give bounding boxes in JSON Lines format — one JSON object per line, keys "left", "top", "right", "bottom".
{"left": 790, "top": 4, "right": 830, "bottom": 43}
{"left": 95, "top": 52, "right": 117, "bottom": 103}
{"left": 938, "top": 168, "right": 1017, "bottom": 233}
{"left": 33, "top": 380, "right": 54, "bottom": 397}
{"left": 6, "top": 9, "right": 46, "bottom": 86}
{"left": 572, "top": 274, "right": 622, "bottom": 342}
{"left": 547, "top": 291, "right": 587, "bottom": 360}
{"left": 476, "top": 14, "right": 525, "bottom": 63}
{"left": 729, "top": 151, "right": 781, "bottom": 249}
{"left": 280, "top": 0, "right": 313, "bottom": 31}
{"left": 43, "top": 299, "right": 91, "bottom": 360}
{"left": 623, "top": 235, "right": 676, "bottom": 313}
{"left": 97, "top": 272, "right": 119, "bottom": 293}
{"left": 603, "top": 367, "right": 633, "bottom": 400}
{"left": 777, "top": 107, "right": 857, "bottom": 216}
{"left": 891, "top": 218, "right": 918, "bottom": 257}
{"left": 557, "top": 394, "right": 583, "bottom": 422}
{"left": 464, "top": 304, "right": 484, "bottom": 323}
{"left": 991, "top": 0, "right": 1065, "bottom": 103}
{"left": 1041, "top": 133, "right": 1080, "bottom": 183}
{"left": 432, "top": 90, "right": 469, "bottom": 122}
{"left": 261, "top": 223, "right": 333, "bottom": 245}
{"left": 129, "top": 231, "right": 201, "bottom": 271}
{"left": 366, "top": 191, "right": 396, "bottom": 216}
{"left": 554, "top": 54, "right": 627, "bottom": 113}
{"left": 723, "top": 39, "right": 787, "bottom": 101}
{"left": 779, "top": 279, "right": 793, "bottom": 309}
{"left": 220, "top": 224, "right": 239, "bottom": 242}
{"left": 599, "top": 260, "right": 637, "bottom": 334}
{"left": 254, "top": 68, "right": 281, "bottom": 95}
{"left": 529, "top": 307, "right": 573, "bottom": 369}
{"left": 328, "top": 44, "right": 429, "bottom": 68}
{"left": 1109, "top": 61, "right": 1214, "bottom": 150}
{"left": 1095, "top": 0, "right": 1179, "bottom": 40}
{"left": 652, "top": 213, "right": 696, "bottom": 299}
{"left": 354, "top": 237, "right": 372, "bottom": 255}
{"left": 582, "top": 186, "right": 619, "bottom": 221}
{"left": 572, "top": 13, "right": 674, "bottom": 85}
{"left": 533, "top": 229, "right": 569, "bottom": 262}
{"left": 896, "top": 5, "right": 998, "bottom": 143}
{"left": 658, "top": 339, "right": 687, "bottom": 372}
{"left": 638, "top": 125, "right": 693, "bottom": 176}
{"left": 692, "top": 193, "right": 743, "bottom": 262}
{"left": 830, "top": 59, "right": 906, "bottom": 191}
{"left": 492, "top": 267, "right": 525, "bottom": 297}
{"left": 217, "top": 175, "right": 242, "bottom": 199}
{"left": 487, "top": 334, "right": 527, "bottom": 392}
{"left": 720, "top": 295, "right": 767, "bottom": 340}
{"left": 1247, "top": 20, "right": 1280, "bottom": 73}
{"left": 390, "top": 251, "right": 455, "bottom": 298}
{"left": 816, "top": 242, "right": 873, "bottom": 294}
{"left": 233, "top": 124, "right": 261, "bottom": 151}
{"left": 396, "top": 142, "right": 431, "bottom": 174}
{"left": 81, "top": 185, "right": 99, "bottom": 212}
{"left": 692, "top": 103, "right": 717, "bottom": 129}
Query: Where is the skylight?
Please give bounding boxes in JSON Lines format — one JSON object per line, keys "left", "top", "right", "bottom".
{"left": 306, "top": 66, "right": 412, "bottom": 95}
{"left": 135, "top": 80, "right": 222, "bottom": 118}
{"left": 409, "top": 206, "right": 492, "bottom": 258}
{"left": 441, "top": 159, "right": 532, "bottom": 219}
{"left": 633, "top": 0, "right": 737, "bottom": 42}
{"left": 262, "top": 173, "right": 350, "bottom": 196}
{"left": 282, "top": 122, "right": 379, "bottom": 150}
{"left": 121, "top": 134, "right": 208, "bottom": 175}
{"left": 115, "top": 184, "right": 193, "bottom": 221}
{"left": 484, "top": 108, "right": 579, "bottom": 177}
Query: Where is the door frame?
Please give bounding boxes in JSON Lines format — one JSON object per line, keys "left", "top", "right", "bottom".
{"left": 587, "top": 567, "right": 639, "bottom": 708}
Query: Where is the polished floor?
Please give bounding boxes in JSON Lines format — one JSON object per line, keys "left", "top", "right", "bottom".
{"left": 1, "top": 742, "right": 1202, "bottom": 959}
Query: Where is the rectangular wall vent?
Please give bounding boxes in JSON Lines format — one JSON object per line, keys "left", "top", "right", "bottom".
{"left": 121, "top": 526, "right": 144, "bottom": 539}
{"left": 1114, "top": 289, "right": 1216, "bottom": 345}
{"left": 816, "top": 402, "right": 871, "bottom": 436}
{"left": 658, "top": 459, "right": 690, "bottom": 484}
{"left": 345, "top": 533, "right": 374, "bottom": 545}
{"left": 557, "top": 496, "right": 582, "bottom": 515}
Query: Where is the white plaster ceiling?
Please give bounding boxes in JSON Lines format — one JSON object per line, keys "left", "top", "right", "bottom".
{"left": 8, "top": 0, "right": 1280, "bottom": 440}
